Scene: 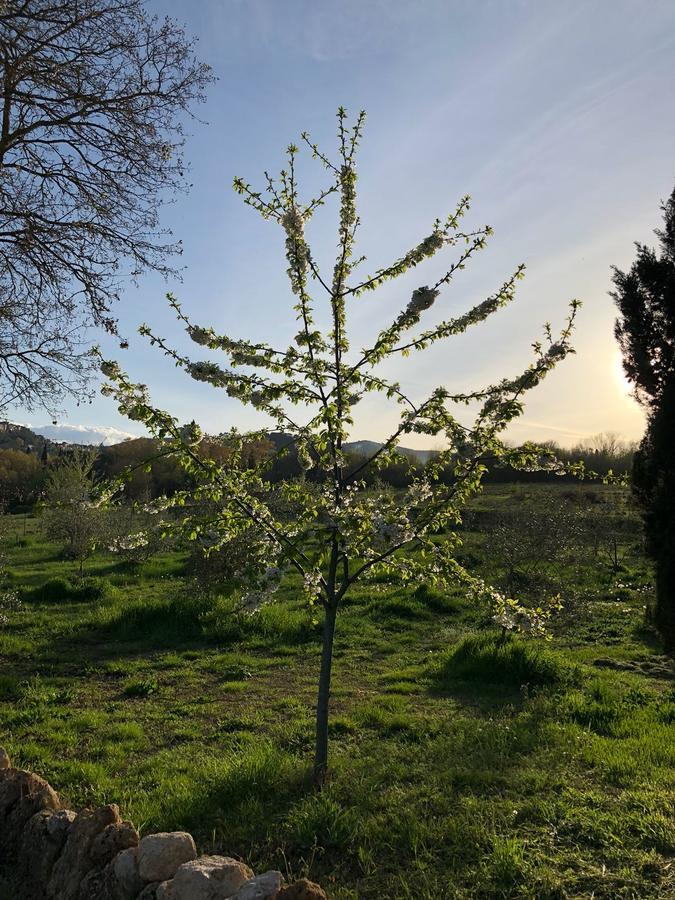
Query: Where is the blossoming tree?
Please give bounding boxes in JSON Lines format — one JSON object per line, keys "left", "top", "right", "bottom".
{"left": 100, "top": 109, "right": 582, "bottom": 783}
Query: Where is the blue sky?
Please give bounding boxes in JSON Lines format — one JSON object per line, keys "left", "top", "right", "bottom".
{"left": 26, "top": 0, "right": 675, "bottom": 446}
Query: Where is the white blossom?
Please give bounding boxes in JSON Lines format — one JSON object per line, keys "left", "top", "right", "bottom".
{"left": 406, "top": 479, "right": 433, "bottom": 505}
{"left": 0, "top": 590, "right": 22, "bottom": 627}
{"left": 189, "top": 326, "right": 213, "bottom": 347}
{"left": 296, "top": 442, "right": 314, "bottom": 472}
{"left": 407, "top": 285, "right": 440, "bottom": 315}
{"left": 187, "top": 361, "right": 230, "bottom": 387}
{"left": 100, "top": 359, "right": 122, "bottom": 380}
{"left": 303, "top": 568, "right": 323, "bottom": 604}
{"left": 179, "top": 421, "right": 203, "bottom": 446}
{"left": 110, "top": 532, "right": 149, "bottom": 552}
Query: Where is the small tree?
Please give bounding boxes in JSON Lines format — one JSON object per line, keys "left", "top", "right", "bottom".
{"left": 612, "top": 185, "right": 675, "bottom": 647}
{"left": 43, "top": 448, "right": 104, "bottom": 573}
{"left": 484, "top": 497, "right": 585, "bottom": 602}
{"left": 101, "top": 110, "right": 582, "bottom": 783}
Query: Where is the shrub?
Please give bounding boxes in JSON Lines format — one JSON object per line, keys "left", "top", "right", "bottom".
{"left": 75, "top": 577, "right": 110, "bottom": 602}
{"left": 375, "top": 594, "right": 428, "bottom": 620}
{"left": 216, "top": 662, "right": 253, "bottom": 681}
{"left": 189, "top": 533, "right": 257, "bottom": 595}
{"left": 482, "top": 836, "right": 526, "bottom": 893}
{"left": 22, "top": 577, "right": 71, "bottom": 603}
{"left": 248, "top": 602, "right": 320, "bottom": 645}
{"left": 95, "top": 590, "right": 319, "bottom": 648}
{"left": 564, "top": 681, "right": 651, "bottom": 736}
{"left": 204, "top": 599, "right": 320, "bottom": 646}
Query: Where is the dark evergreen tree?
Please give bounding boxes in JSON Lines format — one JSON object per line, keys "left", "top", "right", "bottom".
{"left": 612, "top": 186, "right": 675, "bottom": 648}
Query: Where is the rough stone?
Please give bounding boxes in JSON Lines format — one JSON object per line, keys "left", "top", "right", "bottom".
{"left": 47, "top": 804, "right": 120, "bottom": 900}
{"left": 0, "top": 769, "right": 61, "bottom": 864}
{"left": 171, "top": 855, "right": 254, "bottom": 899}
{"left": 0, "top": 768, "right": 60, "bottom": 817}
{"left": 77, "top": 830, "right": 140, "bottom": 900}
{"left": 18, "top": 808, "right": 76, "bottom": 894}
{"left": 47, "top": 808, "right": 78, "bottom": 837}
{"left": 0, "top": 762, "right": 330, "bottom": 900}
{"left": 277, "top": 880, "right": 328, "bottom": 900}
{"left": 137, "top": 832, "right": 197, "bottom": 883}
{"left": 230, "top": 871, "right": 284, "bottom": 900}
{"left": 77, "top": 864, "right": 117, "bottom": 900}
{"left": 113, "top": 846, "right": 144, "bottom": 899}
{"left": 90, "top": 820, "right": 139, "bottom": 867}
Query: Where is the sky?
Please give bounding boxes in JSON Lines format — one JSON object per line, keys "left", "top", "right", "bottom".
{"left": 22, "top": 0, "right": 675, "bottom": 447}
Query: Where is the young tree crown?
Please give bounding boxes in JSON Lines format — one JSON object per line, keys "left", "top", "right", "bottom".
{"left": 100, "top": 108, "right": 590, "bottom": 635}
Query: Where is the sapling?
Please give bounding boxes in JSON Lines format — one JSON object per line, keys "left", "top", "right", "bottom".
{"left": 43, "top": 448, "right": 106, "bottom": 575}
{"left": 101, "top": 109, "right": 584, "bottom": 783}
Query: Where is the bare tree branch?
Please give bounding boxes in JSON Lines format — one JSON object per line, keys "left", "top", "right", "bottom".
{"left": 0, "top": 0, "right": 215, "bottom": 413}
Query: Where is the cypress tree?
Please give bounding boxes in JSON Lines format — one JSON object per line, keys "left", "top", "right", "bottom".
{"left": 612, "top": 186, "right": 675, "bottom": 647}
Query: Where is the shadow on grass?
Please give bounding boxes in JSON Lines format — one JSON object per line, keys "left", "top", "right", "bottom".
{"left": 21, "top": 591, "right": 324, "bottom": 675}
{"left": 20, "top": 575, "right": 112, "bottom": 604}
{"left": 632, "top": 621, "right": 665, "bottom": 654}
{"left": 427, "top": 631, "right": 582, "bottom": 707}
{"left": 131, "top": 742, "right": 311, "bottom": 847}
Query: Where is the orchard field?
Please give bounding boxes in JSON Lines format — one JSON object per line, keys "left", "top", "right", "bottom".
{"left": 1, "top": 484, "right": 673, "bottom": 899}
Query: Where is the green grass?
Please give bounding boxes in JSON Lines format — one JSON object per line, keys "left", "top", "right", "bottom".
{"left": 19, "top": 575, "right": 112, "bottom": 604}
{"left": 0, "top": 488, "right": 673, "bottom": 898}
{"left": 122, "top": 676, "right": 159, "bottom": 698}
{"left": 431, "top": 631, "right": 581, "bottom": 689}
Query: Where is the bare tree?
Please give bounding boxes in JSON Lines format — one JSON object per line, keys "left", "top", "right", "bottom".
{"left": 485, "top": 501, "right": 585, "bottom": 600}
{"left": 0, "top": 0, "right": 214, "bottom": 413}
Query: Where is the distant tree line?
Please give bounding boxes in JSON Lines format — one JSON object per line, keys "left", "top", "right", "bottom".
{"left": 0, "top": 430, "right": 636, "bottom": 507}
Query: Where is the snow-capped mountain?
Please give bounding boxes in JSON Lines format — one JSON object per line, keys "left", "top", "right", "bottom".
{"left": 29, "top": 423, "right": 140, "bottom": 446}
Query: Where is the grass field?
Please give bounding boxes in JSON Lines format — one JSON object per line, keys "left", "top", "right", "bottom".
{"left": 1, "top": 484, "right": 673, "bottom": 898}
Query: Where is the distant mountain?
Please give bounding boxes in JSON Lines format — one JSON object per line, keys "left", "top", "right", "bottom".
{"left": 270, "top": 434, "right": 438, "bottom": 463}
{"left": 267, "top": 432, "right": 298, "bottom": 452}
{"left": 0, "top": 421, "right": 439, "bottom": 461}
{"left": 344, "top": 440, "right": 439, "bottom": 463}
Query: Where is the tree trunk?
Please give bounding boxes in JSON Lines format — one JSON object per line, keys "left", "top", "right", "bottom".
{"left": 313, "top": 600, "right": 338, "bottom": 787}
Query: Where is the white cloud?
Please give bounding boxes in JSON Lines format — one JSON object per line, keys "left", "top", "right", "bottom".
{"left": 29, "top": 424, "right": 141, "bottom": 446}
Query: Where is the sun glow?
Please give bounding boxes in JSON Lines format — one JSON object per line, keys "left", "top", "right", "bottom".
{"left": 613, "top": 351, "right": 633, "bottom": 396}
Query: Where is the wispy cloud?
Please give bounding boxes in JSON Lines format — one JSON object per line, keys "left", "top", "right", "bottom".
{"left": 198, "top": 0, "right": 438, "bottom": 63}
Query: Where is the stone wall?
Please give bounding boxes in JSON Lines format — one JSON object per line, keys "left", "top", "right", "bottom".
{"left": 0, "top": 748, "right": 327, "bottom": 900}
